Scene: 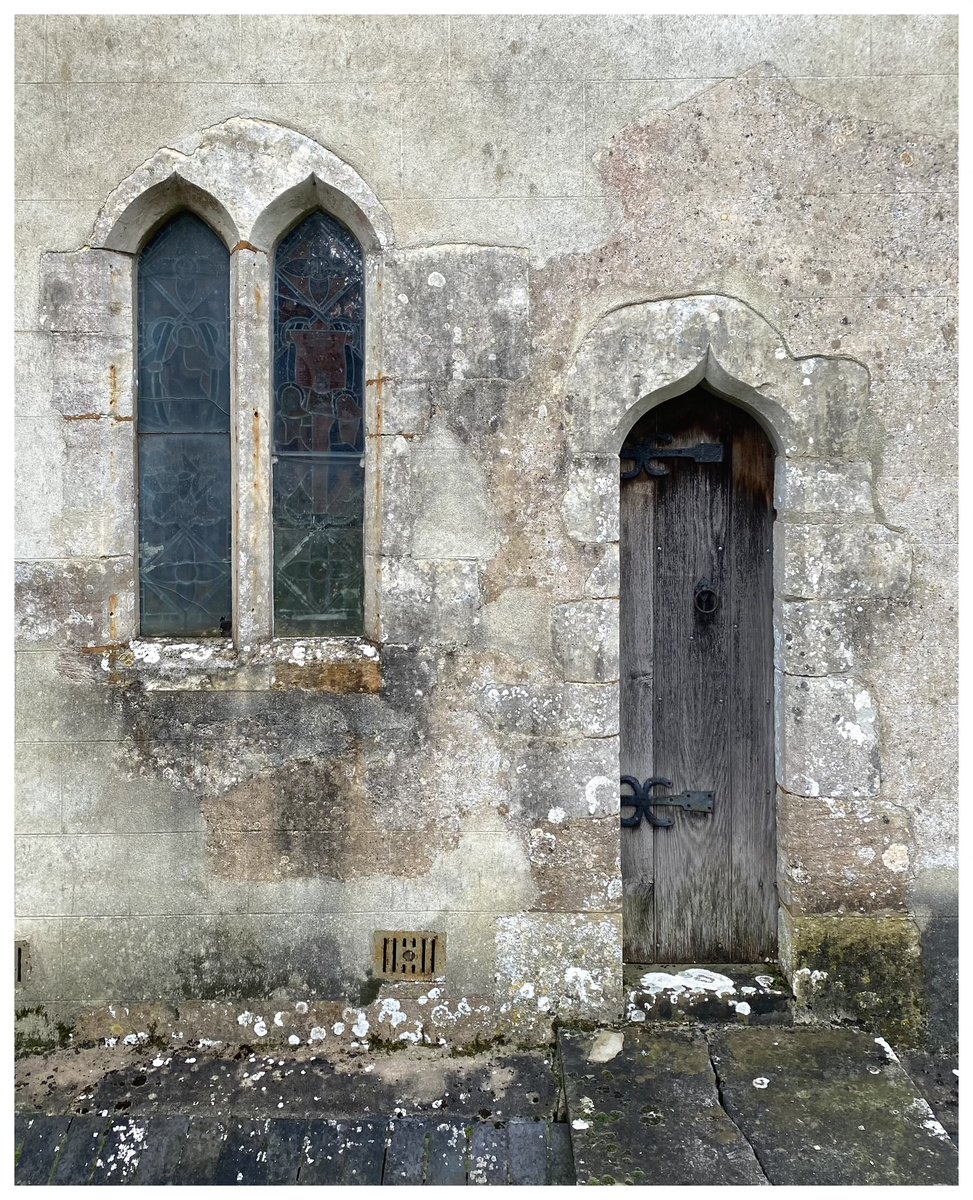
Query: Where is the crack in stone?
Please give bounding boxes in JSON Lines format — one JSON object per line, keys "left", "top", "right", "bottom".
{"left": 702, "top": 1031, "right": 772, "bottom": 1186}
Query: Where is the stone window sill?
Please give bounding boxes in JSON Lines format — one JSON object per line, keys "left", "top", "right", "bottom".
{"left": 94, "top": 636, "right": 384, "bottom": 694}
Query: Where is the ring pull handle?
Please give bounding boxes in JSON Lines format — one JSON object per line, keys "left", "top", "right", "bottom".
{"left": 694, "top": 580, "right": 719, "bottom": 614}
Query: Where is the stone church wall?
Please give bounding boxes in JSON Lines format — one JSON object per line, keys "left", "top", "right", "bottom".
{"left": 14, "top": 15, "right": 957, "bottom": 1051}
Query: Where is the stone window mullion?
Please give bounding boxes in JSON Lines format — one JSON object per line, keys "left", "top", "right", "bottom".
{"left": 230, "top": 245, "right": 274, "bottom": 646}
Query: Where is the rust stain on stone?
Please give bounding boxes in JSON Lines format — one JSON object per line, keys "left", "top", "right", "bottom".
{"left": 271, "top": 660, "right": 383, "bottom": 694}
{"left": 233, "top": 241, "right": 261, "bottom": 254}
{"left": 254, "top": 284, "right": 263, "bottom": 318}
{"left": 366, "top": 372, "right": 389, "bottom": 402}
{"left": 109, "top": 363, "right": 119, "bottom": 417}
{"left": 63, "top": 413, "right": 103, "bottom": 421}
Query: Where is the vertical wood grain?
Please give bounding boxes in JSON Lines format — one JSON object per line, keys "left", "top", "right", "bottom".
{"left": 618, "top": 388, "right": 776, "bottom": 963}
{"left": 620, "top": 468, "right": 655, "bottom": 962}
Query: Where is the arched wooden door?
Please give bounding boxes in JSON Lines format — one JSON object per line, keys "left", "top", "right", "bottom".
{"left": 620, "top": 386, "right": 777, "bottom": 963}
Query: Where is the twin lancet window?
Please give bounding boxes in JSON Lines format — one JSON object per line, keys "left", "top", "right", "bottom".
{"left": 136, "top": 210, "right": 366, "bottom": 638}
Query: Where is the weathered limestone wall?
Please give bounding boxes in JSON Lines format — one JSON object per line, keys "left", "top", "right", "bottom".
{"left": 15, "top": 15, "right": 957, "bottom": 1051}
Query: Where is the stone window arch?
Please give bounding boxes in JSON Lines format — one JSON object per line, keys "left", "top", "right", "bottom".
{"left": 40, "top": 118, "right": 394, "bottom": 668}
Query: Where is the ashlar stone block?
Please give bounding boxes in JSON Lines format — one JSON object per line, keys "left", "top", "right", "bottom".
{"left": 777, "top": 523, "right": 911, "bottom": 600}
{"left": 777, "top": 792, "right": 911, "bottom": 915}
{"left": 776, "top": 599, "right": 897, "bottom": 676}
{"left": 384, "top": 246, "right": 529, "bottom": 382}
{"left": 561, "top": 456, "right": 618, "bottom": 544}
{"left": 481, "top": 586, "right": 552, "bottom": 663}
{"left": 49, "top": 334, "right": 133, "bottom": 419}
{"left": 551, "top": 600, "right": 619, "bottom": 682}
{"left": 15, "top": 557, "right": 136, "bottom": 648}
{"left": 380, "top": 557, "right": 481, "bottom": 647}
{"left": 39, "top": 250, "right": 133, "bottom": 337}
{"left": 583, "top": 543, "right": 620, "bottom": 599}
{"left": 775, "top": 459, "right": 873, "bottom": 519}
{"left": 778, "top": 673, "right": 880, "bottom": 799}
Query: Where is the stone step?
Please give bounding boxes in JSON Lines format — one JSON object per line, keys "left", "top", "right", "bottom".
{"left": 558, "top": 1025, "right": 958, "bottom": 1186}
{"left": 624, "top": 963, "right": 793, "bottom": 1025}
{"left": 13, "top": 1113, "right": 576, "bottom": 1186}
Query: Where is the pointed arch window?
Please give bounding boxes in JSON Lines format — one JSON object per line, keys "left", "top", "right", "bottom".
{"left": 272, "top": 212, "right": 365, "bottom": 636}
{"left": 136, "top": 212, "right": 232, "bottom": 636}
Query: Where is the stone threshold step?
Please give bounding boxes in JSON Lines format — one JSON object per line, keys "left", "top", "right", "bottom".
{"left": 558, "top": 1025, "right": 957, "bottom": 1186}
{"left": 625, "top": 962, "right": 793, "bottom": 1025}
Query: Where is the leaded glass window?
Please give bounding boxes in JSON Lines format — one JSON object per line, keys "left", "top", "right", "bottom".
{"left": 137, "top": 212, "right": 232, "bottom": 636}
{"left": 273, "top": 212, "right": 365, "bottom": 635}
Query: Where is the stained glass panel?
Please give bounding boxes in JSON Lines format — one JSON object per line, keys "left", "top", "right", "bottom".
{"left": 273, "top": 212, "right": 365, "bottom": 635}
{"left": 137, "top": 213, "right": 231, "bottom": 635}
{"left": 138, "top": 434, "right": 232, "bottom": 636}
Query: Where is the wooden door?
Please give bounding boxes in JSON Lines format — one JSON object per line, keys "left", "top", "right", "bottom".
{"left": 620, "top": 386, "right": 777, "bottom": 963}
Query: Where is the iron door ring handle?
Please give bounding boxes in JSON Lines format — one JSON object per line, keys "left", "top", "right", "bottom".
{"left": 694, "top": 581, "right": 719, "bottom": 614}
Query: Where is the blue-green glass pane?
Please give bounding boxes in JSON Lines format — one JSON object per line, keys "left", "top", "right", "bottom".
{"left": 273, "top": 455, "right": 364, "bottom": 636}
{"left": 138, "top": 212, "right": 231, "bottom": 434}
{"left": 274, "top": 212, "right": 364, "bottom": 455}
{"left": 138, "top": 434, "right": 232, "bottom": 637}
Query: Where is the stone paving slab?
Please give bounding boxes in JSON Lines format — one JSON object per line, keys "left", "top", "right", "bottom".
{"left": 708, "top": 1027, "right": 958, "bottom": 1185}
{"left": 13, "top": 1112, "right": 574, "bottom": 1185}
{"left": 558, "top": 1027, "right": 769, "bottom": 1185}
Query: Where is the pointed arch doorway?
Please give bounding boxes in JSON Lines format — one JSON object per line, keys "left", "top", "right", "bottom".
{"left": 620, "top": 384, "right": 777, "bottom": 963}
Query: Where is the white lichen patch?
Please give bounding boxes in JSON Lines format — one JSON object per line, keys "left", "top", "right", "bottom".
{"left": 639, "top": 968, "right": 737, "bottom": 998}
{"left": 752, "top": 1077, "right": 770, "bottom": 1089}
{"left": 881, "top": 843, "right": 909, "bottom": 872}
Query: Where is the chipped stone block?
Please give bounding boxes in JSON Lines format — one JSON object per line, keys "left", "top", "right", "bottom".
{"left": 39, "top": 250, "right": 133, "bottom": 337}
{"left": 385, "top": 246, "right": 529, "bottom": 381}
{"left": 778, "top": 673, "right": 880, "bottom": 799}
{"left": 775, "top": 459, "right": 873, "bottom": 518}
{"left": 495, "top": 913, "right": 622, "bottom": 1023}
{"left": 561, "top": 456, "right": 618, "bottom": 544}
{"left": 481, "top": 586, "right": 552, "bottom": 663}
{"left": 777, "top": 524, "right": 911, "bottom": 600}
{"left": 15, "top": 557, "right": 135, "bottom": 648}
{"left": 551, "top": 600, "right": 619, "bottom": 682}
{"left": 381, "top": 557, "right": 481, "bottom": 646}
{"left": 777, "top": 792, "right": 911, "bottom": 915}
{"left": 526, "top": 819, "right": 621, "bottom": 911}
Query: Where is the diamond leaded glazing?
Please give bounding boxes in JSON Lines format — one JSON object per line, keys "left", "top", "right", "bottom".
{"left": 137, "top": 212, "right": 231, "bottom": 636}
{"left": 273, "top": 212, "right": 365, "bottom": 635}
